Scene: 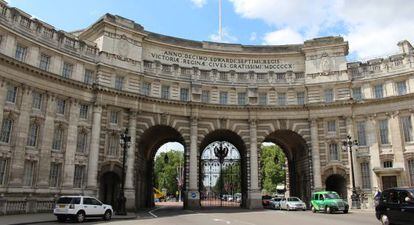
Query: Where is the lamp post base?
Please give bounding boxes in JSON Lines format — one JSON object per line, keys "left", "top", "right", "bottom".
{"left": 116, "top": 194, "right": 127, "bottom": 215}
{"left": 351, "top": 192, "right": 361, "bottom": 209}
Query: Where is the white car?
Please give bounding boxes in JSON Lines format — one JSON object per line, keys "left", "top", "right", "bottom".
{"left": 279, "top": 197, "right": 307, "bottom": 211}
{"left": 53, "top": 196, "right": 113, "bottom": 223}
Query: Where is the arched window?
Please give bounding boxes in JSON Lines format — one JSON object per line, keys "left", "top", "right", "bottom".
{"left": 329, "top": 143, "right": 339, "bottom": 161}
{"left": 0, "top": 118, "right": 13, "bottom": 143}
{"left": 27, "top": 122, "right": 39, "bottom": 147}
{"left": 107, "top": 133, "right": 119, "bottom": 156}
{"left": 52, "top": 126, "right": 64, "bottom": 151}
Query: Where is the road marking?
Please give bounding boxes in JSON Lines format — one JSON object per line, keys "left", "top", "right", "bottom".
{"left": 148, "top": 207, "right": 162, "bottom": 218}
{"left": 213, "top": 218, "right": 231, "bottom": 224}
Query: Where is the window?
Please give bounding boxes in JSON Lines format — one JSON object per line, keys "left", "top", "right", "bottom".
{"left": 52, "top": 126, "right": 64, "bottom": 151}
{"left": 219, "top": 72, "right": 228, "bottom": 81}
{"left": 396, "top": 81, "right": 407, "bottom": 96}
{"left": 6, "top": 86, "right": 17, "bottom": 103}
{"left": 115, "top": 76, "right": 124, "bottom": 90}
{"left": 374, "top": 84, "right": 384, "bottom": 99}
{"left": 23, "top": 161, "right": 36, "bottom": 186}
{"left": 201, "top": 90, "right": 210, "bottom": 103}
{"left": 219, "top": 92, "right": 228, "bottom": 105}
{"left": 401, "top": 116, "right": 413, "bottom": 142}
{"left": 161, "top": 85, "right": 170, "bottom": 99}
{"left": 361, "top": 162, "right": 371, "bottom": 189}
{"left": 379, "top": 119, "right": 389, "bottom": 144}
{"left": 107, "top": 134, "right": 119, "bottom": 156}
{"left": 237, "top": 92, "right": 247, "bottom": 105}
{"left": 141, "top": 82, "right": 151, "bottom": 96}
{"left": 62, "top": 62, "right": 73, "bottom": 78}
{"left": 383, "top": 161, "right": 393, "bottom": 168}
{"left": 276, "top": 73, "right": 285, "bottom": 80}
{"left": 110, "top": 111, "right": 118, "bottom": 124}
{"left": 0, "top": 159, "right": 6, "bottom": 185}
{"left": 408, "top": 159, "right": 414, "bottom": 186}
{"left": 56, "top": 99, "right": 66, "bottom": 115}
{"left": 73, "top": 165, "right": 85, "bottom": 188}
{"left": 84, "top": 69, "right": 94, "bottom": 84}
{"left": 27, "top": 122, "right": 39, "bottom": 147}
{"left": 327, "top": 120, "right": 336, "bottom": 133}
{"left": 180, "top": 88, "right": 189, "bottom": 101}
{"left": 39, "top": 54, "right": 50, "bottom": 71}
{"left": 277, "top": 93, "right": 286, "bottom": 106}
{"left": 258, "top": 93, "right": 267, "bottom": 105}
{"left": 79, "top": 104, "right": 89, "bottom": 119}
{"left": 0, "top": 118, "right": 13, "bottom": 143}
{"left": 352, "top": 87, "right": 362, "bottom": 101}
{"left": 15, "top": 44, "right": 27, "bottom": 61}
{"left": 324, "top": 89, "right": 334, "bottom": 103}
{"left": 297, "top": 92, "right": 305, "bottom": 105}
{"left": 329, "top": 143, "right": 339, "bottom": 161}
{"left": 49, "top": 163, "right": 61, "bottom": 187}
{"left": 357, "top": 121, "right": 367, "bottom": 146}
{"left": 76, "top": 131, "right": 88, "bottom": 153}
{"left": 32, "top": 92, "right": 42, "bottom": 109}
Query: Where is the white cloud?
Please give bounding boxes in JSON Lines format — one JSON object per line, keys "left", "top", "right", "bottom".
{"left": 228, "top": 0, "right": 414, "bottom": 59}
{"left": 191, "top": 0, "right": 207, "bottom": 8}
{"left": 249, "top": 32, "right": 257, "bottom": 41}
{"left": 209, "top": 27, "right": 238, "bottom": 43}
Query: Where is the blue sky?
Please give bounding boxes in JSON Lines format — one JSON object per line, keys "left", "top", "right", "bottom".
{"left": 7, "top": 0, "right": 414, "bottom": 60}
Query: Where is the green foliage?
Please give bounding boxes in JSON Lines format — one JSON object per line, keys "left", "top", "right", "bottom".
{"left": 260, "top": 145, "right": 286, "bottom": 194}
{"left": 154, "top": 150, "right": 184, "bottom": 195}
{"left": 213, "top": 162, "right": 241, "bottom": 194}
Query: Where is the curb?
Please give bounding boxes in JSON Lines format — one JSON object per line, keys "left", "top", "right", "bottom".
{"left": 8, "top": 215, "right": 138, "bottom": 225}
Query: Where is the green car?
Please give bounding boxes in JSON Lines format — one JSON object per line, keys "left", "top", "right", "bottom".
{"left": 310, "top": 191, "right": 349, "bottom": 214}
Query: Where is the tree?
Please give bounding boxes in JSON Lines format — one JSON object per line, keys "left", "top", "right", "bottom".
{"left": 260, "top": 145, "right": 286, "bottom": 194}
{"left": 154, "top": 150, "right": 184, "bottom": 196}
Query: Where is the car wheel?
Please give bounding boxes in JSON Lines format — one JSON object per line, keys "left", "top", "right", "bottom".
{"left": 380, "top": 214, "right": 390, "bottom": 225}
{"left": 76, "top": 211, "right": 85, "bottom": 223}
{"left": 103, "top": 210, "right": 112, "bottom": 221}
{"left": 326, "top": 206, "right": 332, "bottom": 214}
{"left": 57, "top": 216, "right": 66, "bottom": 222}
{"left": 343, "top": 209, "right": 348, "bottom": 214}
{"left": 311, "top": 206, "right": 316, "bottom": 213}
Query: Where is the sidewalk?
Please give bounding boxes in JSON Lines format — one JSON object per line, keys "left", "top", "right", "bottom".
{"left": 0, "top": 212, "right": 137, "bottom": 225}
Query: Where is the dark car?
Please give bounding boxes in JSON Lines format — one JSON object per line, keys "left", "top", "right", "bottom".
{"left": 262, "top": 195, "right": 272, "bottom": 207}
{"left": 375, "top": 188, "right": 414, "bottom": 225}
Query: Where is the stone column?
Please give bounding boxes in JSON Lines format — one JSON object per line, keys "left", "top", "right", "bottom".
{"left": 390, "top": 112, "right": 407, "bottom": 185}
{"left": 346, "top": 117, "right": 361, "bottom": 188}
{"left": 9, "top": 87, "right": 32, "bottom": 187}
{"left": 367, "top": 116, "right": 381, "bottom": 189}
{"left": 186, "top": 116, "right": 200, "bottom": 209}
{"left": 62, "top": 101, "right": 79, "bottom": 188}
{"left": 0, "top": 80, "right": 7, "bottom": 126}
{"left": 125, "top": 110, "right": 137, "bottom": 210}
{"left": 87, "top": 104, "right": 102, "bottom": 190}
{"left": 247, "top": 119, "right": 262, "bottom": 209}
{"left": 310, "top": 119, "right": 322, "bottom": 190}
{"left": 37, "top": 95, "right": 55, "bottom": 187}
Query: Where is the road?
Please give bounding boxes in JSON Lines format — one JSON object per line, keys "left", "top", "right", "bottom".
{"left": 37, "top": 205, "right": 379, "bottom": 225}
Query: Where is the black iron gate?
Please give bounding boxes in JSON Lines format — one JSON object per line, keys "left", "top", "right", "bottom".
{"left": 200, "top": 141, "right": 241, "bottom": 207}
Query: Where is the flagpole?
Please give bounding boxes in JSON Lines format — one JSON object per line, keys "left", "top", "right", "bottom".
{"left": 219, "top": 0, "right": 222, "bottom": 42}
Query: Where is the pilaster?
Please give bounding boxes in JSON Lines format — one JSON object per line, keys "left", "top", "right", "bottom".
{"left": 310, "top": 119, "right": 322, "bottom": 190}
{"left": 62, "top": 101, "right": 79, "bottom": 188}
{"left": 0, "top": 80, "right": 7, "bottom": 126}
{"left": 186, "top": 116, "right": 200, "bottom": 209}
{"left": 247, "top": 118, "right": 262, "bottom": 209}
{"left": 367, "top": 116, "right": 380, "bottom": 189}
{"left": 346, "top": 117, "right": 361, "bottom": 188}
{"left": 87, "top": 104, "right": 102, "bottom": 189}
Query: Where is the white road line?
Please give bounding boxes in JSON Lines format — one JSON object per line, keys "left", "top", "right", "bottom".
{"left": 148, "top": 207, "right": 162, "bottom": 218}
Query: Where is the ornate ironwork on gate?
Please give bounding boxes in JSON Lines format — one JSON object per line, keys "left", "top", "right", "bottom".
{"left": 200, "top": 141, "right": 241, "bottom": 207}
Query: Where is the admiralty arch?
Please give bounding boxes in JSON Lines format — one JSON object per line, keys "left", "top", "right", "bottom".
{"left": 0, "top": 2, "right": 414, "bottom": 213}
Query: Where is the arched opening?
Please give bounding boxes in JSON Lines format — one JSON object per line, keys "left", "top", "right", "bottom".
{"left": 100, "top": 172, "right": 121, "bottom": 209}
{"left": 260, "top": 143, "right": 288, "bottom": 199}
{"left": 325, "top": 174, "right": 347, "bottom": 199}
{"left": 262, "top": 130, "right": 311, "bottom": 204}
{"left": 136, "top": 125, "right": 186, "bottom": 209}
{"left": 199, "top": 129, "right": 247, "bottom": 208}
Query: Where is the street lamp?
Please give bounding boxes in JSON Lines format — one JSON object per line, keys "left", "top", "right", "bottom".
{"left": 213, "top": 141, "right": 229, "bottom": 206}
{"left": 342, "top": 135, "right": 360, "bottom": 209}
{"left": 117, "top": 128, "right": 131, "bottom": 215}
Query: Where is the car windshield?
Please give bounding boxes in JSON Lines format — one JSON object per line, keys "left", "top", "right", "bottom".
{"left": 272, "top": 198, "right": 282, "bottom": 201}
{"left": 57, "top": 197, "right": 80, "bottom": 204}
{"left": 324, "top": 193, "right": 340, "bottom": 199}
{"left": 262, "top": 196, "right": 272, "bottom": 200}
{"left": 288, "top": 197, "right": 300, "bottom": 202}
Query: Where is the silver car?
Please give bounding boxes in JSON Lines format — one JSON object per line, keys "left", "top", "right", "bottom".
{"left": 280, "top": 197, "right": 307, "bottom": 211}
{"left": 269, "top": 197, "right": 283, "bottom": 209}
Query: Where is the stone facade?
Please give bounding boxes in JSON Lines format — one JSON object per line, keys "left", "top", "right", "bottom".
{"left": 0, "top": 1, "right": 414, "bottom": 214}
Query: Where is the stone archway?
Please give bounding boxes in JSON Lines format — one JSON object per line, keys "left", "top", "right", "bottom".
{"left": 325, "top": 174, "right": 348, "bottom": 199}
{"left": 99, "top": 163, "right": 122, "bottom": 209}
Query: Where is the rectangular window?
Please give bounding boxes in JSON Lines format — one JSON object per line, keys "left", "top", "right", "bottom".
{"left": 79, "top": 104, "right": 89, "bottom": 119}
{"left": 324, "top": 89, "right": 334, "bottom": 103}
{"left": 379, "top": 119, "right": 389, "bottom": 144}
{"left": 32, "top": 92, "right": 42, "bottom": 109}
{"left": 201, "top": 90, "right": 210, "bottom": 103}
{"left": 39, "top": 54, "right": 50, "bottom": 71}
{"left": 52, "top": 127, "right": 64, "bottom": 151}
{"left": 161, "top": 85, "right": 170, "bottom": 99}
{"left": 401, "top": 116, "right": 413, "bottom": 142}
{"left": 357, "top": 121, "right": 367, "bottom": 146}
{"left": 15, "top": 44, "right": 27, "bottom": 61}
{"left": 84, "top": 69, "right": 94, "bottom": 84}
{"left": 108, "top": 134, "right": 118, "bottom": 156}
{"left": 110, "top": 111, "right": 118, "bottom": 124}
{"left": 115, "top": 76, "right": 124, "bottom": 90}
{"left": 258, "top": 93, "right": 267, "bottom": 105}
{"left": 361, "top": 162, "right": 372, "bottom": 189}
{"left": 49, "top": 163, "right": 61, "bottom": 187}
{"left": 383, "top": 161, "right": 393, "bottom": 168}
{"left": 276, "top": 73, "right": 285, "bottom": 80}
{"left": 23, "top": 161, "right": 36, "bottom": 187}
{"left": 219, "top": 72, "right": 228, "bottom": 81}
{"left": 56, "top": 99, "right": 66, "bottom": 115}
{"left": 76, "top": 132, "right": 88, "bottom": 153}
{"left": 27, "top": 123, "right": 39, "bottom": 147}
{"left": 180, "top": 88, "right": 189, "bottom": 101}
{"left": 6, "top": 86, "right": 17, "bottom": 103}
{"left": 141, "top": 82, "right": 151, "bottom": 96}
{"left": 409, "top": 160, "right": 414, "bottom": 186}
{"left": 329, "top": 143, "right": 339, "bottom": 161}
{"left": 352, "top": 87, "right": 362, "bottom": 101}
{"left": 374, "top": 84, "right": 384, "bottom": 99}
{"left": 219, "top": 91, "right": 228, "bottom": 105}
{"left": 277, "top": 92, "right": 286, "bottom": 106}
{"left": 297, "top": 92, "right": 305, "bottom": 105}
{"left": 327, "top": 120, "right": 336, "bottom": 133}
{"left": 237, "top": 92, "right": 246, "bottom": 105}
{"left": 62, "top": 62, "right": 73, "bottom": 78}
{"left": 73, "top": 165, "right": 85, "bottom": 188}
{"left": 0, "top": 159, "right": 7, "bottom": 185}
{"left": 0, "top": 118, "right": 13, "bottom": 143}
{"left": 396, "top": 81, "right": 407, "bottom": 96}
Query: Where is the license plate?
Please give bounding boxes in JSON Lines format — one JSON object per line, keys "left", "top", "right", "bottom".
{"left": 59, "top": 205, "right": 66, "bottom": 208}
